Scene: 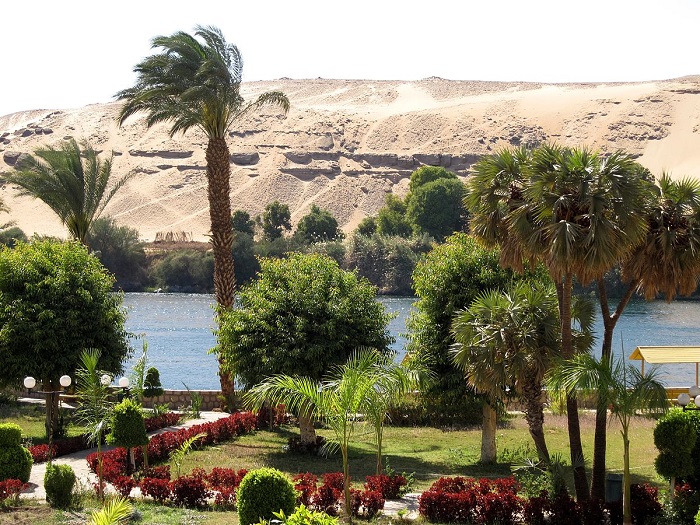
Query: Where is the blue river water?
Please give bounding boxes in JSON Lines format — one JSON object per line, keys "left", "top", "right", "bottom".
{"left": 121, "top": 293, "right": 700, "bottom": 390}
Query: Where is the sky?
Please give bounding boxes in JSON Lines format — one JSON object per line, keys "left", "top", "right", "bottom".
{"left": 1, "top": 0, "right": 698, "bottom": 117}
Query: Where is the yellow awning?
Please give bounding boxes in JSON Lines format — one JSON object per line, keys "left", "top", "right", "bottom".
{"left": 629, "top": 346, "right": 700, "bottom": 364}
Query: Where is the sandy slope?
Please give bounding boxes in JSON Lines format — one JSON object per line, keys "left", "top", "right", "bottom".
{"left": 2, "top": 76, "right": 700, "bottom": 242}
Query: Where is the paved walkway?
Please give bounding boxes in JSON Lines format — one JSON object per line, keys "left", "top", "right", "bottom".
{"left": 21, "top": 407, "right": 420, "bottom": 518}
{"left": 23, "top": 410, "right": 230, "bottom": 500}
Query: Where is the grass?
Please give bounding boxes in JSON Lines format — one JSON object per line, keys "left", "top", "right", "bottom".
{"left": 178, "top": 410, "right": 663, "bottom": 492}
{"left": 0, "top": 401, "right": 86, "bottom": 446}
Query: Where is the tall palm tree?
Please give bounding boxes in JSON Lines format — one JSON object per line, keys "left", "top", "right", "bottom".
{"left": 452, "top": 282, "right": 593, "bottom": 464}
{"left": 115, "top": 25, "right": 290, "bottom": 404}
{"left": 548, "top": 353, "right": 668, "bottom": 525}
{"left": 589, "top": 173, "right": 700, "bottom": 499}
{"left": 6, "top": 139, "right": 131, "bottom": 246}
{"left": 244, "top": 350, "right": 386, "bottom": 522}
{"left": 466, "top": 144, "right": 649, "bottom": 500}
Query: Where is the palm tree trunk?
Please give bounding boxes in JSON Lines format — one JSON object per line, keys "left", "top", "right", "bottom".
{"left": 376, "top": 425, "right": 384, "bottom": 475}
{"left": 622, "top": 426, "right": 632, "bottom": 525}
{"left": 342, "top": 445, "right": 353, "bottom": 523}
{"left": 591, "top": 279, "right": 638, "bottom": 500}
{"left": 561, "top": 273, "right": 589, "bottom": 501}
{"left": 298, "top": 408, "right": 317, "bottom": 444}
{"left": 522, "top": 380, "right": 550, "bottom": 464}
{"left": 206, "top": 137, "right": 237, "bottom": 409}
{"left": 481, "top": 402, "right": 497, "bottom": 464}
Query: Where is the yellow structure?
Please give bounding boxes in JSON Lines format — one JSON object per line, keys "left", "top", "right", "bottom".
{"left": 629, "top": 346, "right": 700, "bottom": 384}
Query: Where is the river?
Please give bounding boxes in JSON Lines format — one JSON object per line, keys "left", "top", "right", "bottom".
{"left": 121, "top": 293, "right": 700, "bottom": 390}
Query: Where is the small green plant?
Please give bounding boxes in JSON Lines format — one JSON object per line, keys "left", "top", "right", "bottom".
{"left": 88, "top": 495, "right": 133, "bottom": 525}
{"left": 107, "top": 398, "right": 148, "bottom": 473}
{"left": 129, "top": 339, "right": 149, "bottom": 404}
{"left": 44, "top": 463, "right": 76, "bottom": 509}
{"left": 182, "top": 382, "right": 202, "bottom": 418}
{"left": 0, "top": 423, "right": 33, "bottom": 482}
{"left": 151, "top": 403, "right": 170, "bottom": 417}
{"left": 144, "top": 366, "right": 164, "bottom": 399}
{"left": 271, "top": 504, "right": 339, "bottom": 525}
{"left": 237, "top": 467, "right": 296, "bottom": 525}
{"left": 170, "top": 432, "right": 206, "bottom": 478}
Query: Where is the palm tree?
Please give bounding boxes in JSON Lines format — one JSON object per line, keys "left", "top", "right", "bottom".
{"left": 244, "top": 350, "right": 390, "bottom": 522}
{"left": 452, "top": 282, "right": 594, "bottom": 465}
{"left": 74, "top": 349, "right": 115, "bottom": 502}
{"left": 466, "top": 144, "right": 649, "bottom": 500}
{"left": 589, "top": 173, "right": 700, "bottom": 499}
{"left": 6, "top": 139, "right": 132, "bottom": 246}
{"left": 547, "top": 353, "right": 668, "bottom": 525}
{"left": 115, "top": 26, "right": 289, "bottom": 405}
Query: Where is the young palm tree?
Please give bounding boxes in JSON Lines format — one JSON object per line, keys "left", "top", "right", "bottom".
{"left": 467, "top": 144, "right": 649, "bottom": 500}
{"left": 6, "top": 139, "right": 132, "bottom": 246}
{"left": 115, "top": 26, "right": 289, "bottom": 405}
{"left": 547, "top": 353, "right": 668, "bottom": 525}
{"left": 244, "top": 350, "right": 388, "bottom": 522}
{"left": 452, "top": 282, "right": 593, "bottom": 464}
{"left": 74, "top": 349, "right": 115, "bottom": 501}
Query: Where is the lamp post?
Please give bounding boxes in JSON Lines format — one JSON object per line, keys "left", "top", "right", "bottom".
{"left": 677, "top": 385, "right": 700, "bottom": 410}
{"left": 24, "top": 374, "right": 72, "bottom": 463}
{"left": 118, "top": 376, "right": 130, "bottom": 401}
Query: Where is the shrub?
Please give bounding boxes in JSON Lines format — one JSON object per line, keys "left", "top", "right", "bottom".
{"left": 140, "top": 477, "right": 172, "bottom": 503}
{"left": 152, "top": 249, "right": 214, "bottom": 293}
{"left": 273, "top": 504, "right": 339, "bottom": 525}
{"left": 355, "top": 489, "right": 385, "bottom": 518}
{"left": 0, "top": 442, "right": 33, "bottom": 483}
{"left": 0, "top": 423, "right": 22, "bottom": 447}
{"left": 112, "top": 475, "right": 136, "bottom": 498}
{"left": 287, "top": 435, "right": 326, "bottom": 455}
{"left": 293, "top": 472, "right": 318, "bottom": 507}
{"left": 107, "top": 398, "right": 149, "bottom": 449}
{"left": 237, "top": 467, "right": 297, "bottom": 525}
{"left": 0, "top": 479, "right": 27, "bottom": 508}
{"left": 44, "top": 463, "right": 76, "bottom": 509}
{"left": 365, "top": 473, "right": 407, "bottom": 499}
{"left": 143, "top": 367, "right": 164, "bottom": 398}
{"left": 171, "top": 474, "right": 211, "bottom": 508}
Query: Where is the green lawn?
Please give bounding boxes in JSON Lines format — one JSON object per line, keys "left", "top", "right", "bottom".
{"left": 0, "top": 401, "right": 86, "bottom": 445}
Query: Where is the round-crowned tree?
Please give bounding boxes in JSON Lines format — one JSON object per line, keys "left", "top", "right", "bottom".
{"left": 0, "top": 240, "right": 130, "bottom": 437}
{"left": 218, "top": 253, "right": 394, "bottom": 442}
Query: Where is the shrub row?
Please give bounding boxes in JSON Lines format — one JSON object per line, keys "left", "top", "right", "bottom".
{"left": 293, "top": 472, "right": 387, "bottom": 518}
{"left": 418, "top": 476, "right": 662, "bottom": 525}
{"left": 87, "top": 411, "right": 257, "bottom": 482}
{"left": 29, "top": 412, "right": 182, "bottom": 463}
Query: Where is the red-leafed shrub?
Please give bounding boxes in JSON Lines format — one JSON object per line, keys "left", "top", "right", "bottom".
{"left": 141, "top": 465, "right": 170, "bottom": 480}
{"left": 293, "top": 472, "right": 318, "bottom": 507}
{"left": 355, "top": 489, "right": 385, "bottom": 518}
{"left": 0, "top": 479, "right": 28, "bottom": 507}
{"left": 321, "top": 472, "right": 345, "bottom": 492}
{"left": 365, "top": 474, "right": 407, "bottom": 499}
{"left": 214, "top": 486, "right": 236, "bottom": 509}
{"left": 111, "top": 475, "right": 136, "bottom": 498}
{"left": 171, "top": 474, "right": 211, "bottom": 508}
{"left": 144, "top": 412, "right": 181, "bottom": 432}
{"left": 418, "top": 476, "right": 522, "bottom": 524}
{"left": 207, "top": 467, "right": 240, "bottom": 489}
{"left": 313, "top": 483, "right": 342, "bottom": 516}
{"left": 605, "top": 483, "right": 663, "bottom": 525}
{"left": 140, "top": 477, "right": 172, "bottom": 503}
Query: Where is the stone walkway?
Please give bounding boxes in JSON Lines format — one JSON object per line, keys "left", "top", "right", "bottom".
{"left": 20, "top": 407, "right": 420, "bottom": 518}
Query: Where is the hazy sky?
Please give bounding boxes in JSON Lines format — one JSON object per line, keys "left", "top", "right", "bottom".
{"left": 1, "top": 0, "right": 698, "bottom": 117}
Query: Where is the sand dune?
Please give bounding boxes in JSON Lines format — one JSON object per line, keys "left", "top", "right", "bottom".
{"left": 2, "top": 76, "right": 700, "bottom": 242}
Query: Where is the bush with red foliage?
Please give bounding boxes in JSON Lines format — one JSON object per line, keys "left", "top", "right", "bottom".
{"left": 170, "top": 474, "right": 211, "bottom": 508}
{"left": 418, "top": 476, "right": 523, "bottom": 524}
{"left": 293, "top": 472, "right": 318, "bottom": 507}
{"left": 355, "top": 489, "right": 385, "bottom": 518}
{"left": 144, "top": 412, "right": 181, "bottom": 432}
{"left": 0, "top": 479, "right": 28, "bottom": 506}
{"left": 605, "top": 483, "right": 663, "bottom": 525}
{"left": 213, "top": 486, "right": 236, "bottom": 509}
{"left": 140, "top": 477, "right": 172, "bottom": 503}
{"left": 112, "top": 475, "right": 136, "bottom": 498}
{"left": 365, "top": 474, "right": 408, "bottom": 499}
{"left": 140, "top": 465, "right": 170, "bottom": 480}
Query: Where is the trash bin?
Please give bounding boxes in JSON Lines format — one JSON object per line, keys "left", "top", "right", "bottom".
{"left": 605, "top": 473, "right": 623, "bottom": 503}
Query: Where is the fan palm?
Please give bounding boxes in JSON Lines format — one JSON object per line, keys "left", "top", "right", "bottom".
{"left": 115, "top": 25, "right": 289, "bottom": 403}
{"left": 547, "top": 353, "right": 668, "bottom": 525}
{"left": 466, "top": 144, "right": 649, "bottom": 500}
{"left": 6, "top": 139, "right": 132, "bottom": 246}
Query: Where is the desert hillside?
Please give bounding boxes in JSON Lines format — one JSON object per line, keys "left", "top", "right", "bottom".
{"left": 2, "top": 76, "right": 700, "bottom": 242}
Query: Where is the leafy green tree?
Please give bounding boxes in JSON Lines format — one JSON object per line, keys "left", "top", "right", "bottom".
{"left": 6, "top": 139, "right": 133, "bottom": 246}
{"left": 152, "top": 249, "right": 214, "bottom": 292}
{"left": 356, "top": 216, "right": 377, "bottom": 237}
{"left": 88, "top": 217, "right": 148, "bottom": 291}
{"left": 405, "top": 177, "right": 467, "bottom": 241}
{"left": 376, "top": 194, "right": 412, "bottom": 238}
{"left": 407, "top": 165, "right": 457, "bottom": 193}
{"left": 0, "top": 226, "right": 27, "bottom": 248}
{"left": 231, "top": 210, "right": 255, "bottom": 237}
{"left": 548, "top": 354, "right": 668, "bottom": 525}
{"left": 407, "top": 233, "right": 547, "bottom": 425}
{"left": 116, "top": 25, "right": 290, "bottom": 403}
{"left": 219, "top": 253, "right": 394, "bottom": 443}
{"left": 467, "top": 144, "right": 649, "bottom": 500}
{"left": 258, "top": 200, "right": 292, "bottom": 241}
{"left": 232, "top": 231, "right": 259, "bottom": 285}
{"left": 244, "top": 350, "right": 396, "bottom": 522}
{"left": 0, "top": 240, "right": 130, "bottom": 437}
{"left": 75, "top": 349, "right": 115, "bottom": 501}
{"left": 294, "top": 205, "right": 343, "bottom": 243}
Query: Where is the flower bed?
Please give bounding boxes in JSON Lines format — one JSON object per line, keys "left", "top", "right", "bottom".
{"left": 29, "top": 412, "right": 182, "bottom": 464}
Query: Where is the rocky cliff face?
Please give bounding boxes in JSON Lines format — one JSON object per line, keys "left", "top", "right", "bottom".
{"left": 1, "top": 77, "right": 699, "bottom": 241}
